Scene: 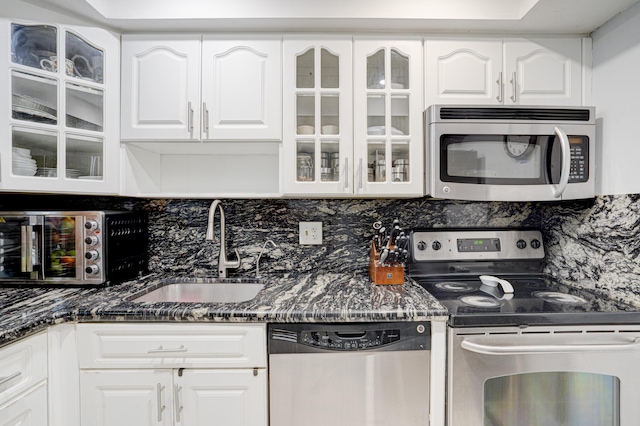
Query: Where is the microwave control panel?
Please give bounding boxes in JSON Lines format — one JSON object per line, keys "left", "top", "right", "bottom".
{"left": 568, "top": 137, "right": 589, "bottom": 183}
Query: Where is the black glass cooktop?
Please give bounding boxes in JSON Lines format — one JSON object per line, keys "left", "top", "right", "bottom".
{"left": 413, "top": 274, "right": 640, "bottom": 327}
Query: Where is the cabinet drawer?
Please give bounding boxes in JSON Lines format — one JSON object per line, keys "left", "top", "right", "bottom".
{"left": 77, "top": 323, "right": 266, "bottom": 369}
{"left": 0, "top": 332, "right": 47, "bottom": 407}
{"left": 0, "top": 380, "right": 47, "bottom": 425}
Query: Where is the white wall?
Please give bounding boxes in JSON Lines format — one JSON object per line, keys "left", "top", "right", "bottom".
{"left": 592, "top": 1, "right": 640, "bottom": 195}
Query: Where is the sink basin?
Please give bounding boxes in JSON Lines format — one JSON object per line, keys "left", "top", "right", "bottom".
{"left": 127, "top": 277, "right": 266, "bottom": 303}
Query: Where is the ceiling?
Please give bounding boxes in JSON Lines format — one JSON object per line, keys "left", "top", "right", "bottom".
{"left": 24, "top": 0, "right": 639, "bottom": 34}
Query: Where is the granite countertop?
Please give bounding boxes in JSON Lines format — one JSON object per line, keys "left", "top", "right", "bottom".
{"left": 0, "top": 272, "right": 448, "bottom": 347}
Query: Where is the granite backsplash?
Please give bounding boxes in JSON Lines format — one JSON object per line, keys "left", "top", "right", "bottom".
{"left": 1, "top": 193, "right": 637, "bottom": 305}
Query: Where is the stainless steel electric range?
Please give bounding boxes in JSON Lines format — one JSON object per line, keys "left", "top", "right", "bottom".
{"left": 407, "top": 228, "right": 640, "bottom": 426}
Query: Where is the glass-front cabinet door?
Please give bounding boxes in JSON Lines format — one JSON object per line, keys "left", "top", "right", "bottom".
{"left": 1, "top": 19, "right": 119, "bottom": 194}
{"left": 283, "top": 37, "right": 353, "bottom": 196}
{"left": 353, "top": 38, "right": 424, "bottom": 197}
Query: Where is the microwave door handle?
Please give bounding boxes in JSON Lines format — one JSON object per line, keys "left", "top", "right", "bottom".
{"left": 552, "top": 126, "right": 571, "bottom": 198}
{"left": 461, "top": 337, "right": 640, "bottom": 355}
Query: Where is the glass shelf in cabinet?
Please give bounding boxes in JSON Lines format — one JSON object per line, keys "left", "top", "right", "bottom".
{"left": 11, "top": 126, "right": 58, "bottom": 178}
{"left": 11, "top": 71, "right": 58, "bottom": 126}
{"left": 11, "top": 23, "right": 57, "bottom": 71}
{"left": 65, "top": 83, "right": 104, "bottom": 132}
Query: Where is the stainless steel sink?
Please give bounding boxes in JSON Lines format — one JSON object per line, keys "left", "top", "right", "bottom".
{"left": 127, "top": 277, "right": 265, "bottom": 303}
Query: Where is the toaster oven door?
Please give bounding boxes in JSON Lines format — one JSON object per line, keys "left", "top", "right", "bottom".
{"left": 0, "top": 214, "right": 42, "bottom": 280}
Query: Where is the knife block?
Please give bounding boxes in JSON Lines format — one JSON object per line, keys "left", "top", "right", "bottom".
{"left": 369, "top": 242, "right": 405, "bottom": 285}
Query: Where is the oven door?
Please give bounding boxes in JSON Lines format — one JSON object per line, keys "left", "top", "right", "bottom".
{"left": 448, "top": 325, "right": 640, "bottom": 426}
{"left": 429, "top": 122, "right": 594, "bottom": 201}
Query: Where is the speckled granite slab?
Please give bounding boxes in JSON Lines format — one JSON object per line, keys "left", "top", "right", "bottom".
{"left": 0, "top": 272, "right": 448, "bottom": 347}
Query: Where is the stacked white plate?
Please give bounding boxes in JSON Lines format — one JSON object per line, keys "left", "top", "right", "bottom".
{"left": 12, "top": 147, "right": 37, "bottom": 176}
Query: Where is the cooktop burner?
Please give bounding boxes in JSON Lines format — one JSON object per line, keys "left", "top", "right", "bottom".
{"left": 434, "top": 281, "right": 478, "bottom": 293}
{"left": 532, "top": 291, "right": 588, "bottom": 306}
{"left": 407, "top": 228, "right": 640, "bottom": 327}
{"left": 458, "top": 295, "right": 503, "bottom": 309}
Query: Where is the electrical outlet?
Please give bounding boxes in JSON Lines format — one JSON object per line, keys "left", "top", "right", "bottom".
{"left": 299, "top": 221, "right": 323, "bottom": 245}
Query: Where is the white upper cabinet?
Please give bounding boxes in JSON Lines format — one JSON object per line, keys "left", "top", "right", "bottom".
{"left": 201, "top": 37, "right": 281, "bottom": 141}
{"left": 425, "top": 39, "right": 503, "bottom": 105}
{"left": 504, "top": 38, "right": 583, "bottom": 106}
{"left": 121, "top": 35, "right": 282, "bottom": 142}
{"left": 353, "top": 38, "right": 424, "bottom": 197}
{"left": 282, "top": 36, "right": 353, "bottom": 196}
{"left": 1, "top": 19, "right": 120, "bottom": 195}
{"left": 425, "top": 37, "right": 584, "bottom": 106}
{"left": 121, "top": 35, "right": 201, "bottom": 140}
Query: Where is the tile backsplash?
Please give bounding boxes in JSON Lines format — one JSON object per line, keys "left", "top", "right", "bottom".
{"left": 1, "top": 193, "right": 637, "bottom": 304}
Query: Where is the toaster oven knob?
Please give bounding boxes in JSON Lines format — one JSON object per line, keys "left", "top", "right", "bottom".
{"left": 516, "top": 239, "right": 527, "bottom": 249}
{"left": 85, "top": 264, "right": 99, "bottom": 275}
{"left": 85, "top": 236, "right": 99, "bottom": 246}
{"left": 84, "top": 220, "right": 99, "bottom": 231}
{"left": 85, "top": 250, "right": 99, "bottom": 260}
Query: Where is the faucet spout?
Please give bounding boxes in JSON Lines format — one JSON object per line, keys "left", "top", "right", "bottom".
{"left": 206, "top": 200, "right": 241, "bottom": 278}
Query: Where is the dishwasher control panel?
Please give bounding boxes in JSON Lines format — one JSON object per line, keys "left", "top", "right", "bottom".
{"left": 300, "top": 329, "right": 400, "bottom": 350}
{"left": 269, "top": 322, "right": 430, "bottom": 353}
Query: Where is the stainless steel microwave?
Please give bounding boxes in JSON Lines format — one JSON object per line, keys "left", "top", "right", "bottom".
{"left": 426, "top": 105, "right": 596, "bottom": 202}
{"left": 0, "top": 211, "right": 148, "bottom": 286}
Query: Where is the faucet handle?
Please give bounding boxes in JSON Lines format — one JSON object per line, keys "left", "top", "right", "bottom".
{"left": 228, "top": 248, "right": 242, "bottom": 268}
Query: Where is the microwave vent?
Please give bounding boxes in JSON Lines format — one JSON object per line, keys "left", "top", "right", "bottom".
{"left": 438, "top": 107, "right": 591, "bottom": 122}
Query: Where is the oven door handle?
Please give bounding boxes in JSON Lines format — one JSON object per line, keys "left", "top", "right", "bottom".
{"left": 461, "top": 337, "right": 640, "bottom": 355}
{"left": 552, "top": 126, "right": 571, "bottom": 198}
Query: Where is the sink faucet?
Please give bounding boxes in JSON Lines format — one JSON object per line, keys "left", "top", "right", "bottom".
{"left": 206, "top": 200, "right": 241, "bottom": 278}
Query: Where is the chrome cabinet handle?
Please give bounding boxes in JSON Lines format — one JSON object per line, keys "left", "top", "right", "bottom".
{"left": 174, "top": 384, "right": 183, "bottom": 422}
{"left": 496, "top": 71, "right": 503, "bottom": 103}
{"left": 0, "top": 371, "right": 21, "bottom": 386}
{"left": 147, "top": 345, "right": 188, "bottom": 354}
{"left": 202, "top": 102, "right": 210, "bottom": 136}
{"left": 344, "top": 158, "right": 349, "bottom": 189}
{"left": 552, "top": 126, "right": 571, "bottom": 198}
{"left": 187, "top": 101, "right": 194, "bottom": 133}
{"left": 358, "top": 158, "right": 363, "bottom": 190}
{"left": 509, "top": 71, "right": 517, "bottom": 103}
{"left": 156, "top": 383, "right": 166, "bottom": 422}
{"left": 462, "top": 337, "right": 640, "bottom": 355}
{"left": 20, "top": 226, "right": 33, "bottom": 273}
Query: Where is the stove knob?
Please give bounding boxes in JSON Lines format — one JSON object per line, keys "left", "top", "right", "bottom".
{"left": 417, "top": 241, "right": 427, "bottom": 251}
{"left": 516, "top": 239, "right": 527, "bottom": 249}
{"left": 531, "top": 239, "right": 541, "bottom": 249}
{"left": 85, "top": 264, "right": 99, "bottom": 275}
{"left": 432, "top": 241, "right": 442, "bottom": 251}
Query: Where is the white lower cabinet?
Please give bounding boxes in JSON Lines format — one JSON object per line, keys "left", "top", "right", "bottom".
{"left": 0, "top": 332, "right": 48, "bottom": 426}
{"left": 0, "top": 381, "right": 47, "bottom": 426}
{"left": 77, "top": 323, "right": 267, "bottom": 426}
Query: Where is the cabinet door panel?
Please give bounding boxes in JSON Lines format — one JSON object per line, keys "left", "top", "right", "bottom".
{"left": 121, "top": 35, "right": 201, "bottom": 140}
{"left": 354, "top": 39, "right": 424, "bottom": 197}
{"left": 0, "top": 381, "right": 47, "bottom": 426}
{"left": 80, "top": 370, "right": 173, "bottom": 426}
{"left": 178, "top": 369, "right": 267, "bottom": 426}
{"left": 282, "top": 37, "right": 353, "bottom": 196}
{"left": 202, "top": 37, "right": 281, "bottom": 141}
{"left": 504, "top": 38, "right": 582, "bottom": 105}
{"left": 425, "top": 39, "right": 503, "bottom": 105}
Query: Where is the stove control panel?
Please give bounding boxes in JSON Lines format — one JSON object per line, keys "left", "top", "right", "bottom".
{"left": 411, "top": 229, "right": 544, "bottom": 262}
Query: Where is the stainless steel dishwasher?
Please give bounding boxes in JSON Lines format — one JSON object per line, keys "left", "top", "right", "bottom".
{"left": 268, "top": 322, "right": 431, "bottom": 426}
